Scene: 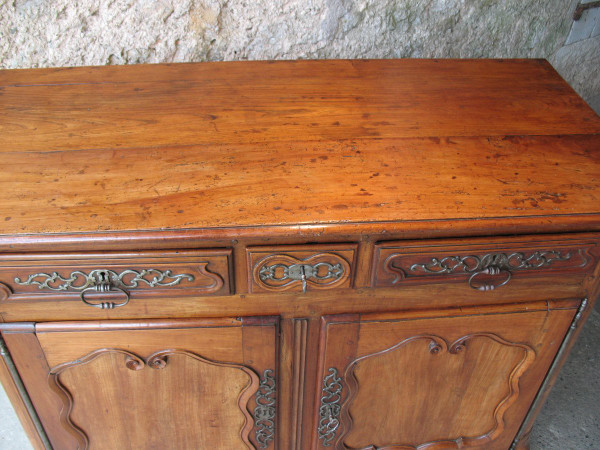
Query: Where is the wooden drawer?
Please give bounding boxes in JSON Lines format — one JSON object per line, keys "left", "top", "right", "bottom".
{"left": 372, "top": 236, "right": 599, "bottom": 292}
{"left": 247, "top": 244, "right": 357, "bottom": 293}
{"left": 0, "top": 250, "right": 233, "bottom": 309}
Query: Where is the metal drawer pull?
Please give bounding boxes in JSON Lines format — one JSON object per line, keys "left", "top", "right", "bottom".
{"left": 468, "top": 266, "right": 512, "bottom": 291}
{"left": 80, "top": 270, "right": 130, "bottom": 309}
{"left": 14, "top": 268, "right": 196, "bottom": 308}
{"left": 408, "top": 250, "right": 577, "bottom": 292}
{"left": 259, "top": 262, "right": 344, "bottom": 293}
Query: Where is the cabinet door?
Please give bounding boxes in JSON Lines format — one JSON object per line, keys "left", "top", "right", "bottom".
{"left": 3, "top": 316, "right": 278, "bottom": 450}
{"left": 312, "top": 300, "right": 579, "bottom": 449}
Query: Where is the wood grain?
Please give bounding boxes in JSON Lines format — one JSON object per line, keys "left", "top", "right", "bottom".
{"left": 52, "top": 349, "right": 256, "bottom": 449}
{"left": 0, "top": 249, "right": 232, "bottom": 301}
{"left": 5, "top": 317, "right": 279, "bottom": 449}
{"left": 291, "top": 319, "right": 308, "bottom": 450}
{"left": 2, "top": 331, "right": 80, "bottom": 449}
{"left": 1, "top": 60, "right": 597, "bottom": 152}
{"left": 0, "top": 272, "right": 589, "bottom": 324}
{"left": 0, "top": 134, "right": 598, "bottom": 237}
{"left": 316, "top": 302, "right": 577, "bottom": 449}
{"left": 36, "top": 326, "right": 246, "bottom": 368}
{"left": 0, "top": 59, "right": 599, "bottom": 449}
{"left": 247, "top": 244, "right": 357, "bottom": 293}
{"left": 0, "top": 60, "right": 599, "bottom": 237}
{"left": 373, "top": 236, "right": 597, "bottom": 289}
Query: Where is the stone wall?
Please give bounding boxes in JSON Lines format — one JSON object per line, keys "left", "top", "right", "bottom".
{"left": 1, "top": 0, "right": 598, "bottom": 112}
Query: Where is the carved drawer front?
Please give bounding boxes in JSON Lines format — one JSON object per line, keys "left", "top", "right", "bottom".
{"left": 247, "top": 244, "right": 357, "bottom": 293}
{"left": 313, "top": 300, "right": 580, "bottom": 449}
{"left": 373, "top": 236, "right": 598, "bottom": 292}
{"left": 0, "top": 249, "right": 232, "bottom": 309}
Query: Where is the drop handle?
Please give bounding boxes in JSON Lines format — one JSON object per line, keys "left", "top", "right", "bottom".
{"left": 80, "top": 270, "right": 130, "bottom": 309}
{"left": 468, "top": 266, "right": 512, "bottom": 291}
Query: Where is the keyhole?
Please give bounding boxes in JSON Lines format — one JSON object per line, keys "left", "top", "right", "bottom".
{"left": 94, "top": 270, "right": 112, "bottom": 292}
{"left": 300, "top": 265, "right": 307, "bottom": 293}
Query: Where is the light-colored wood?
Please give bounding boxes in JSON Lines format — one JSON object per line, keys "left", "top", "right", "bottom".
{"left": 0, "top": 135, "right": 598, "bottom": 237}
{"left": 39, "top": 327, "right": 250, "bottom": 449}
{"left": 315, "top": 301, "right": 577, "bottom": 449}
{"left": 37, "top": 327, "right": 244, "bottom": 368}
{"left": 58, "top": 350, "right": 252, "bottom": 449}
{"left": 2, "top": 331, "right": 80, "bottom": 449}
{"left": 348, "top": 336, "right": 528, "bottom": 447}
{"left": 8, "top": 317, "right": 278, "bottom": 449}
{"left": 0, "top": 60, "right": 599, "bottom": 239}
{"left": 1, "top": 60, "right": 598, "bottom": 152}
{"left": 2, "top": 215, "right": 600, "bottom": 254}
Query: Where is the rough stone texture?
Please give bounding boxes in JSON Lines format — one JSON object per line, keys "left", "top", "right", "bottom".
{"left": 1, "top": 0, "right": 598, "bottom": 112}
{"left": 565, "top": 5, "right": 599, "bottom": 45}
{"left": 551, "top": 35, "right": 600, "bottom": 114}
{"left": 0, "top": 0, "right": 575, "bottom": 64}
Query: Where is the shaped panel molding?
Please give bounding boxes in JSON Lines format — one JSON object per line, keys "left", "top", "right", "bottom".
{"left": 338, "top": 333, "right": 536, "bottom": 449}
{"left": 248, "top": 244, "right": 357, "bottom": 293}
{"left": 0, "top": 249, "right": 233, "bottom": 302}
{"left": 373, "top": 238, "right": 596, "bottom": 291}
{"left": 49, "top": 348, "right": 261, "bottom": 450}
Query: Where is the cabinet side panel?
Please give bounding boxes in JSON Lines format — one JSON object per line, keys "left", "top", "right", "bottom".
{"left": 0, "top": 345, "right": 46, "bottom": 450}
{"left": 2, "top": 332, "right": 81, "bottom": 449}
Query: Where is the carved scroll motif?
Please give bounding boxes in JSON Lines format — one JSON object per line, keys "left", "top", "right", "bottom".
{"left": 253, "top": 253, "right": 351, "bottom": 292}
{"left": 383, "top": 248, "right": 589, "bottom": 291}
{"left": 15, "top": 269, "right": 196, "bottom": 291}
{"left": 409, "top": 251, "right": 577, "bottom": 275}
{"left": 49, "top": 348, "right": 260, "bottom": 450}
{"left": 0, "top": 282, "right": 12, "bottom": 301}
{"left": 339, "top": 333, "right": 536, "bottom": 449}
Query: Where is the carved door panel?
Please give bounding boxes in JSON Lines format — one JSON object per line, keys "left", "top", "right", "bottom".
{"left": 2, "top": 317, "right": 278, "bottom": 450}
{"left": 312, "top": 299, "right": 580, "bottom": 449}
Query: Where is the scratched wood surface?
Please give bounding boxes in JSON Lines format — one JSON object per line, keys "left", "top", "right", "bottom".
{"left": 315, "top": 303, "right": 577, "bottom": 449}
{"left": 0, "top": 59, "right": 599, "bottom": 236}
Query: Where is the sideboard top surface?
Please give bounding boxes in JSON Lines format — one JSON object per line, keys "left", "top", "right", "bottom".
{"left": 0, "top": 59, "right": 599, "bottom": 240}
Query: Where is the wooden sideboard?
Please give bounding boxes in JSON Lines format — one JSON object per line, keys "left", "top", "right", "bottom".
{"left": 0, "top": 59, "right": 599, "bottom": 450}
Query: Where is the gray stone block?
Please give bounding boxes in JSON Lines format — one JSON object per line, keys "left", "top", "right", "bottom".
{"left": 566, "top": 7, "right": 600, "bottom": 45}
{"left": 0, "top": 1, "right": 578, "bottom": 66}
{"left": 550, "top": 35, "right": 600, "bottom": 114}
